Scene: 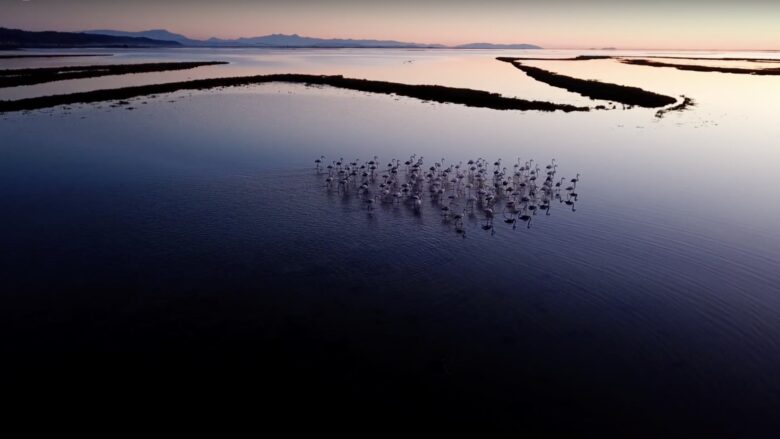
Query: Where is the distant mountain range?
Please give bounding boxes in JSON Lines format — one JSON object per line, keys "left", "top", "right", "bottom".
{"left": 85, "top": 29, "right": 446, "bottom": 48}
{"left": 454, "top": 43, "right": 542, "bottom": 49}
{"left": 85, "top": 29, "right": 542, "bottom": 49}
{"left": 85, "top": 29, "right": 198, "bottom": 46}
{"left": 0, "top": 27, "right": 180, "bottom": 49}
{"left": 0, "top": 27, "right": 542, "bottom": 49}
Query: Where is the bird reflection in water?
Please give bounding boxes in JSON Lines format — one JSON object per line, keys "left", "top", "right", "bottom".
{"left": 316, "top": 154, "right": 580, "bottom": 235}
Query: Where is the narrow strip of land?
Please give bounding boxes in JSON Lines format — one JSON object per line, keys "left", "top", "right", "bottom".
{"left": 497, "top": 57, "right": 677, "bottom": 108}
{"left": 496, "top": 56, "right": 612, "bottom": 61}
{"left": 0, "top": 73, "right": 591, "bottom": 113}
{"left": 499, "top": 55, "right": 780, "bottom": 75}
{"left": 654, "top": 96, "right": 695, "bottom": 118}
{"left": 633, "top": 56, "right": 780, "bottom": 63}
{"left": 619, "top": 59, "right": 780, "bottom": 75}
{"left": 0, "top": 54, "right": 111, "bottom": 59}
{"left": 0, "top": 61, "right": 229, "bottom": 87}
{"left": 502, "top": 55, "right": 780, "bottom": 63}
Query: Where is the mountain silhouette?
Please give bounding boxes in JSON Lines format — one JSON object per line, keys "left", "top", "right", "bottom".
{"left": 0, "top": 27, "right": 180, "bottom": 49}
{"left": 84, "top": 29, "right": 541, "bottom": 49}
{"left": 455, "top": 43, "right": 541, "bottom": 49}
{"left": 87, "top": 30, "right": 444, "bottom": 48}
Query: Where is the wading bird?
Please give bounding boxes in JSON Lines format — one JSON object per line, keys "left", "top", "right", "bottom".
{"left": 315, "top": 154, "right": 580, "bottom": 235}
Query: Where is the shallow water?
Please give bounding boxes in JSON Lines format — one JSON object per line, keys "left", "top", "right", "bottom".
{"left": 1, "top": 49, "right": 779, "bottom": 433}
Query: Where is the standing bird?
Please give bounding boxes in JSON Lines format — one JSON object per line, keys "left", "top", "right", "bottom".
{"left": 482, "top": 207, "right": 494, "bottom": 230}
{"left": 316, "top": 154, "right": 580, "bottom": 235}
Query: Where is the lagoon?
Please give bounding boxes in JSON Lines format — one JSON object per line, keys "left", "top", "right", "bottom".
{"left": 2, "top": 48, "right": 779, "bottom": 434}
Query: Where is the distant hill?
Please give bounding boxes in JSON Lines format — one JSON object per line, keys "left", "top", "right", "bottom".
{"left": 85, "top": 29, "right": 541, "bottom": 49}
{"left": 209, "top": 33, "right": 446, "bottom": 48}
{"left": 8, "top": 27, "right": 543, "bottom": 50}
{"left": 454, "top": 43, "right": 541, "bottom": 49}
{"left": 85, "top": 29, "right": 200, "bottom": 46}
{"left": 86, "top": 30, "right": 444, "bottom": 48}
{"left": 0, "top": 27, "right": 180, "bottom": 49}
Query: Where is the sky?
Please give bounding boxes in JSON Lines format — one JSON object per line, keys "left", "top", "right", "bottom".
{"left": 2, "top": 0, "right": 779, "bottom": 50}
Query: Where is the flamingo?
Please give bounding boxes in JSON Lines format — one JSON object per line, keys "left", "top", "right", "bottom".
{"left": 314, "top": 154, "right": 580, "bottom": 234}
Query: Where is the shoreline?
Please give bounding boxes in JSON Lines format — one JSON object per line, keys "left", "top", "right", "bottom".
{"left": 619, "top": 59, "right": 780, "bottom": 75}
{"left": 0, "top": 61, "right": 228, "bottom": 88}
{"left": 0, "top": 53, "right": 112, "bottom": 59}
{"left": 0, "top": 73, "right": 591, "bottom": 113}
{"left": 498, "top": 55, "right": 780, "bottom": 63}
{"left": 497, "top": 57, "right": 677, "bottom": 108}
{"left": 654, "top": 95, "right": 695, "bottom": 118}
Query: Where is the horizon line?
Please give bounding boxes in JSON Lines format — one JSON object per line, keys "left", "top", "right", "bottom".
{"left": 2, "top": 25, "right": 778, "bottom": 52}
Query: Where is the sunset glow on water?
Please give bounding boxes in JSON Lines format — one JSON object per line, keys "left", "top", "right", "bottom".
{"left": 2, "top": 1, "right": 780, "bottom": 435}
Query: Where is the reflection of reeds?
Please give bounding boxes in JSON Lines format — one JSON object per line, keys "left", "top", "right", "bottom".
{"left": 497, "top": 57, "right": 677, "bottom": 108}
{"left": 0, "top": 73, "right": 591, "bottom": 113}
{"left": 0, "top": 61, "right": 228, "bottom": 88}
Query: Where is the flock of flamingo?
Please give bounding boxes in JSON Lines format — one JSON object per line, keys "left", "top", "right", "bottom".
{"left": 315, "top": 155, "right": 580, "bottom": 234}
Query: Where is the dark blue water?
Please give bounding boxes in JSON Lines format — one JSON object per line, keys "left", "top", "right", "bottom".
{"left": 2, "top": 83, "right": 779, "bottom": 434}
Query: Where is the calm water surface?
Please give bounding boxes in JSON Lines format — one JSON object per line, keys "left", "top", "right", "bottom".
{"left": 1, "top": 49, "right": 779, "bottom": 434}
